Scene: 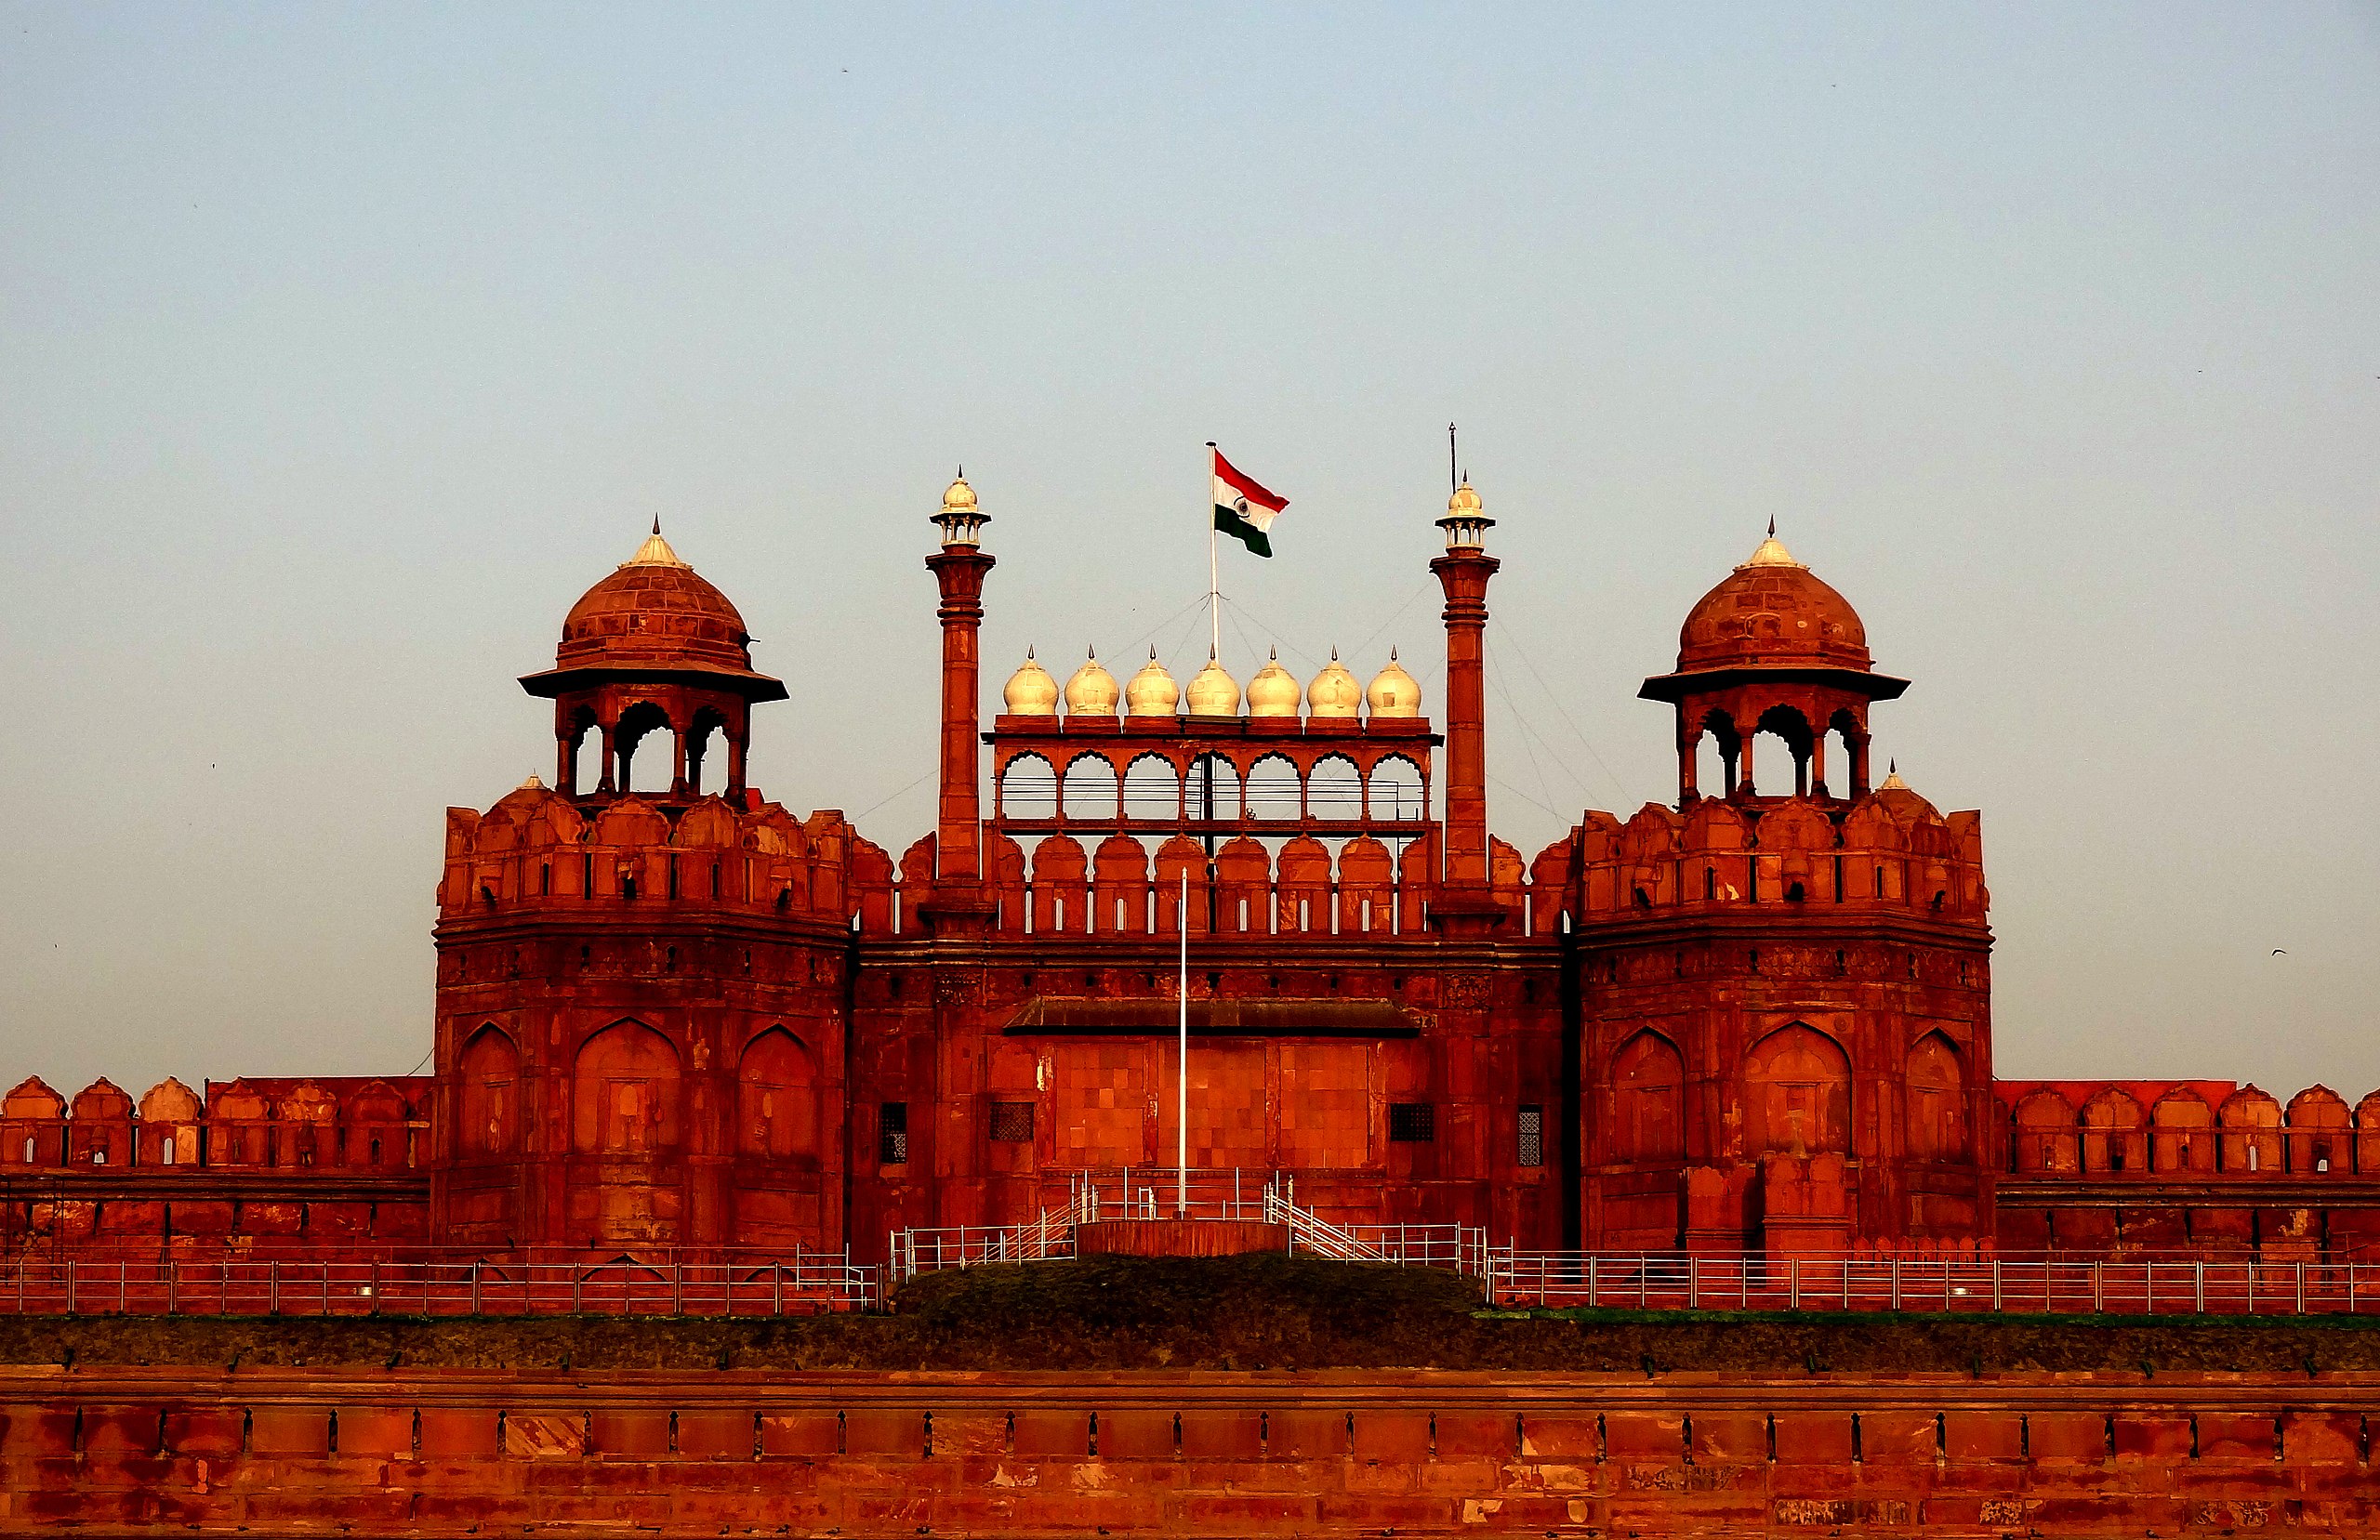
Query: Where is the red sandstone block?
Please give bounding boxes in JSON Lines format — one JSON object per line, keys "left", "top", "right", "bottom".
{"left": 1173, "top": 1492, "right": 1316, "bottom": 1526}
{"left": 0, "top": 1407, "right": 76, "bottom": 1455}
{"left": 226, "top": 1454, "right": 397, "bottom": 1491}
{"left": 1773, "top": 1412, "right": 1854, "bottom": 1464}
{"left": 1318, "top": 1494, "right": 1458, "bottom": 1529}
{"left": 759, "top": 1411, "right": 838, "bottom": 1456}
{"left": 2283, "top": 1411, "right": 2360, "bottom": 1465}
{"left": 1342, "top": 1457, "right": 1421, "bottom": 1495}
{"left": 1602, "top": 1410, "right": 1682, "bottom": 1461}
{"left": 415, "top": 1406, "right": 497, "bottom": 1457}
{"left": 1412, "top": 1457, "right": 1503, "bottom": 1494}
{"left": 842, "top": 1407, "right": 921, "bottom": 1457}
{"left": 79, "top": 1404, "right": 162, "bottom": 1454}
{"left": 504, "top": 1408, "right": 587, "bottom": 1457}
{"left": 1433, "top": 1410, "right": 1516, "bottom": 1460}
{"left": 1012, "top": 1409, "right": 1091, "bottom": 1459}
{"left": 530, "top": 1490, "right": 676, "bottom": 1527}
{"left": 2175, "top": 1463, "right": 2292, "bottom": 1498}
{"left": 60, "top": 1452, "right": 177, "bottom": 1490}
{"left": 1690, "top": 1412, "right": 1768, "bottom": 1465}
{"left": 933, "top": 1409, "right": 1006, "bottom": 1459}
{"left": 407, "top": 1491, "right": 536, "bottom": 1527}
{"left": 335, "top": 1405, "right": 413, "bottom": 1457}
{"left": 1178, "top": 1409, "right": 1263, "bottom": 1460}
{"left": 2027, "top": 1410, "right": 2109, "bottom": 1463}
{"left": 2196, "top": 1412, "right": 2280, "bottom": 1462}
{"left": 1268, "top": 1408, "right": 1347, "bottom": 1460}
{"left": 2028, "top": 1493, "right": 2178, "bottom": 1533}
{"left": 1353, "top": 1410, "right": 1432, "bottom": 1462}
{"left": 672, "top": 1490, "right": 829, "bottom": 1528}
{"left": 1858, "top": 1412, "right": 1936, "bottom": 1466}
{"left": 241, "top": 1490, "right": 416, "bottom": 1527}
{"left": 1096, "top": 1409, "right": 1174, "bottom": 1460}
{"left": 589, "top": 1407, "right": 673, "bottom": 1456}
{"left": 2112, "top": 1413, "right": 2192, "bottom": 1461}
{"left": 156, "top": 1407, "right": 244, "bottom": 1460}
{"left": 1945, "top": 1412, "right": 2024, "bottom": 1462}
{"left": 674, "top": 1408, "right": 753, "bottom": 1459}
{"left": 247, "top": 1406, "right": 330, "bottom": 1455}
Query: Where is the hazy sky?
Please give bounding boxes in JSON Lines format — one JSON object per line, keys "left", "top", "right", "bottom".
{"left": 3, "top": 4, "right": 2375, "bottom": 1104}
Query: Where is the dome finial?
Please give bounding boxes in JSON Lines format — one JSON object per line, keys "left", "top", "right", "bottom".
{"left": 1740, "top": 525, "right": 1803, "bottom": 570}
{"left": 1879, "top": 758, "right": 1910, "bottom": 791}
{"left": 625, "top": 521, "right": 688, "bottom": 569}
{"left": 1768, "top": 516, "right": 1776, "bottom": 538}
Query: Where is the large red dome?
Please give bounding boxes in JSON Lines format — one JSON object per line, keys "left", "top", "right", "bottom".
{"left": 522, "top": 527, "right": 785, "bottom": 701}
{"left": 1675, "top": 533, "right": 1871, "bottom": 673}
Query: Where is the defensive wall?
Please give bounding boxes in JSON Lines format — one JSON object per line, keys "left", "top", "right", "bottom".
{"left": 2, "top": 1364, "right": 2374, "bottom": 1535}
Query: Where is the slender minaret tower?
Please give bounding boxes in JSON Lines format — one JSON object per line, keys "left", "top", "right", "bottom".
{"left": 1430, "top": 480, "right": 1502, "bottom": 933}
{"left": 924, "top": 470, "right": 996, "bottom": 933}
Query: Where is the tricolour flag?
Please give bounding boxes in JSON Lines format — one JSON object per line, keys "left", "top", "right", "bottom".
{"left": 1211, "top": 447, "right": 1288, "bottom": 558}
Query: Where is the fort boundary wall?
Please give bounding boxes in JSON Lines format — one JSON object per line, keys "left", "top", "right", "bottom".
{"left": 3, "top": 1364, "right": 2374, "bottom": 1534}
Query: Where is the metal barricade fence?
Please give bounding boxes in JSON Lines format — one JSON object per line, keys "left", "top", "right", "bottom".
{"left": 0, "top": 1249, "right": 879, "bottom": 1317}
{"left": 1481, "top": 1249, "right": 2380, "bottom": 1317}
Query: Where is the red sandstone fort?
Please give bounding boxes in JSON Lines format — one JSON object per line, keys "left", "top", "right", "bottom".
{"left": 5, "top": 476, "right": 2370, "bottom": 1269}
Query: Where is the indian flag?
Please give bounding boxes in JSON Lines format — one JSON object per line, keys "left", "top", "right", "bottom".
{"left": 1211, "top": 446, "right": 1288, "bottom": 558}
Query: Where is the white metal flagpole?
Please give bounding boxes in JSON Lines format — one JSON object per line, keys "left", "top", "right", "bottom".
{"left": 1205, "top": 441, "right": 1221, "bottom": 658}
{"left": 1178, "top": 868, "right": 1189, "bottom": 1216}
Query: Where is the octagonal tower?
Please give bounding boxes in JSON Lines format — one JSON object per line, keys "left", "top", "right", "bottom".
{"left": 1570, "top": 532, "right": 1994, "bottom": 1257}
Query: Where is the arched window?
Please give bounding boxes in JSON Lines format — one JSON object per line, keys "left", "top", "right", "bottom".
{"left": 615, "top": 702, "right": 676, "bottom": 794}
{"left": 457, "top": 1025, "right": 521, "bottom": 1160}
{"left": 1612, "top": 1032, "right": 1686, "bottom": 1162}
{"left": 573, "top": 1021, "right": 681, "bottom": 1155}
{"left": 736, "top": 1028, "right": 818, "bottom": 1159}
{"left": 1368, "top": 756, "right": 1425, "bottom": 823}
{"left": 1185, "top": 755, "right": 1241, "bottom": 820}
{"left": 1122, "top": 755, "right": 1180, "bottom": 821}
{"left": 998, "top": 756, "right": 1058, "bottom": 820}
{"left": 1744, "top": 1024, "right": 1850, "bottom": 1155}
{"left": 1244, "top": 754, "right": 1301, "bottom": 820}
{"left": 1308, "top": 755, "right": 1361, "bottom": 820}
{"left": 1060, "top": 755, "right": 1119, "bottom": 821}
{"left": 1903, "top": 1033, "right": 1966, "bottom": 1161}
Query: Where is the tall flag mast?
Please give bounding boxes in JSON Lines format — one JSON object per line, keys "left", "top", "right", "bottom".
{"left": 1206, "top": 442, "right": 1289, "bottom": 656}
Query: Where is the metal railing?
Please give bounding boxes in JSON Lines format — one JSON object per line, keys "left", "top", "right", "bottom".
{"left": 889, "top": 1204, "right": 1078, "bottom": 1282}
{"left": 0, "top": 1251, "right": 878, "bottom": 1316}
{"left": 1263, "top": 1187, "right": 1488, "bottom": 1274}
{"left": 1484, "top": 1249, "right": 2380, "bottom": 1316}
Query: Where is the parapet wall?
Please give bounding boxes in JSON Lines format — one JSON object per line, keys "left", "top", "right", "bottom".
{"left": 2, "top": 1366, "right": 2371, "bottom": 1535}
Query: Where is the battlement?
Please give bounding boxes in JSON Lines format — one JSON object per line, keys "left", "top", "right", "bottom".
{"left": 0, "top": 1074, "right": 429, "bottom": 1175}
{"left": 1565, "top": 785, "right": 1987, "bottom": 925}
{"left": 438, "top": 783, "right": 893, "bottom": 933}
{"left": 1998, "top": 1078, "right": 2379, "bottom": 1178}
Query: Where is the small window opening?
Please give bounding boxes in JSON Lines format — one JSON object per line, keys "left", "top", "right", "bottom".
{"left": 879, "top": 1103, "right": 910, "bottom": 1165}
{"left": 1389, "top": 1103, "right": 1435, "bottom": 1143}
{"left": 987, "top": 1101, "right": 1035, "bottom": 1142}
{"left": 1516, "top": 1106, "right": 1544, "bottom": 1168}
{"left": 539, "top": 862, "right": 551, "bottom": 896}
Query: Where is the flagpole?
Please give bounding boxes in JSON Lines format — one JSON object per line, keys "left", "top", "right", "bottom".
{"left": 1204, "top": 441, "right": 1221, "bottom": 657}
{"left": 1177, "top": 868, "right": 1189, "bottom": 1217}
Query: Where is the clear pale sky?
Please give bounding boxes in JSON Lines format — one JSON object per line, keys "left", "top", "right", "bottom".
{"left": 3, "top": 5, "right": 2375, "bottom": 1103}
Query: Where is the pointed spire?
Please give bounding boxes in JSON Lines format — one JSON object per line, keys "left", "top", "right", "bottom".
{"left": 624, "top": 520, "right": 688, "bottom": 569}
{"left": 1880, "top": 758, "right": 1910, "bottom": 791}
{"left": 1740, "top": 523, "right": 1803, "bottom": 570}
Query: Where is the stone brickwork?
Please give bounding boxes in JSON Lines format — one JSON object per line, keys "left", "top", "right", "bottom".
{"left": 1, "top": 1366, "right": 2372, "bottom": 1534}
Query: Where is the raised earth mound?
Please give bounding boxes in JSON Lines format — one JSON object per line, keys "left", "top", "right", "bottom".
{"left": 4, "top": 1253, "right": 2376, "bottom": 1374}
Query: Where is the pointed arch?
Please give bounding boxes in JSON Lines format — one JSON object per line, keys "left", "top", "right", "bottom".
{"left": 1904, "top": 1032, "right": 1967, "bottom": 1161}
{"left": 736, "top": 1027, "right": 818, "bottom": 1160}
{"left": 572, "top": 1020, "right": 680, "bottom": 1155}
{"left": 1611, "top": 1030, "right": 1686, "bottom": 1162}
{"left": 2151, "top": 1087, "right": 2215, "bottom": 1174}
{"left": 1743, "top": 1023, "right": 1850, "bottom": 1156}
{"left": 2079, "top": 1086, "right": 2145, "bottom": 1174}
{"left": 457, "top": 1024, "right": 522, "bottom": 1160}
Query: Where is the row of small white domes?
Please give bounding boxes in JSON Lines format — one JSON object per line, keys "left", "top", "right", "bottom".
{"left": 1004, "top": 648, "right": 1421, "bottom": 719}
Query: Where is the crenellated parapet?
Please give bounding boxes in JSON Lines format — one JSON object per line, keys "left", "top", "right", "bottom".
{"left": 437, "top": 783, "right": 894, "bottom": 937}
{"left": 1560, "top": 783, "right": 1987, "bottom": 926}
{"left": 1, "top": 1073, "right": 428, "bottom": 1178}
{"left": 1998, "top": 1079, "right": 2380, "bottom": 1179}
